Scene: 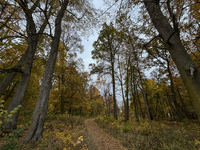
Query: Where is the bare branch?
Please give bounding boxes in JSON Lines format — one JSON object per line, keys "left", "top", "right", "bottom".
{"left": 0, "top": 22, "right": 27, "bottom": 39}
{"left": 0, "top": 36, "right": 27, "bottom": 42}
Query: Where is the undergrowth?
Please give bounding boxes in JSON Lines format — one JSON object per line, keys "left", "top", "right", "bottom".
{"left": 95, "top": 115, "right": 200, "bottom": 150}
{"left": 0, "top": 113, "right": 90, "bottom": 150}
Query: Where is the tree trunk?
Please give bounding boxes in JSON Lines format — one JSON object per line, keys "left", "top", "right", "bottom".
{"left": 4, "top": 17, "right": 49, "bottom": 129}
{"left": 125, "top": 55, "right": 130, "bottom": 121}
{"left": 137, "top": 62, "right": 153, "bottom": 129}
{"left": 144, "top": 0, "right": 200, "bottom": 122}
{"left": 24, "top": 0, "right": 69, "bottom": 142}
{"left": 3, "top": 13, "right": 38, "bottom": 129}
{"left": 3, "top": 0, "right": 51, "bottom": 129}
{"left": 117, "top": 55, "right": 126, "bottom": 121}
{"left": 111, "top": 61, "right": 117, "bottom": 120}
{"left": 146, "top": 86, "right": 154, "bottom": 120}
{"left": 167, "top": 59, "right": 183, "bottom": 121}
{"left": 0, "top": 49, "right": 28, "bottom": 98}
{"left": 136, "top": 87, "right": 145, "bottom": 118}
{"left": 3, "top": 81, "right": 18, "bottom": 102}
{"left": 130, "top": 66, "right": 139, "bottom": 122}
{"left": 133, "top": 83, "right": 139, "bottom": 123}
{"left": 166, "top": 92, "right": 177, "bottom": 120}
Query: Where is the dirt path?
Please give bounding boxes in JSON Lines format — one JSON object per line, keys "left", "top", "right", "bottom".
{"left": 84, "top": 119, "right": 127, "bottom": 150}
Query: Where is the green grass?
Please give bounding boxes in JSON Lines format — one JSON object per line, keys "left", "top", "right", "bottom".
{"left": 95, "top": 115, "right": 200, "bottom": 150}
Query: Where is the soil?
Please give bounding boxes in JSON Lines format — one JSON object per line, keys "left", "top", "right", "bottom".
{"left": 84, "top": 119, "right": 127, "bottom": 150}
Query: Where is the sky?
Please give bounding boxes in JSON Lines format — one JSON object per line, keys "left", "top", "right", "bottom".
{"left": 79, "top": 0, "right": 106, "bottom": 74}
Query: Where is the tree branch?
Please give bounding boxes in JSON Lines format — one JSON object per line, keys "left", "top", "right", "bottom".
{"left": 0, "top": 22, "right": 27, "bottom": 39}
{"left": 0, "top": 68, "right": 25, "bottom": 74}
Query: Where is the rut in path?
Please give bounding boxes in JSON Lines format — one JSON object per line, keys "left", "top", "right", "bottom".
{"left": 84, "top": 119, "right": 127, "bottom": 150}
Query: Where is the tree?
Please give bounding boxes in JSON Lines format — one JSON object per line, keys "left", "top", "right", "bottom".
{"left": 143, "top": 0, "right": 200, "bottom": 122}
{"left": 23, "top": 0, "right": 70, "bottom": 142}
{"left": 24, "top": 0, "right": 97, "bottom": 142}
{"left": 2, "top": 0, "right": 52, "bottom": 129}
{"left": 90, "top": 22, "right": 121, "bottom": 120}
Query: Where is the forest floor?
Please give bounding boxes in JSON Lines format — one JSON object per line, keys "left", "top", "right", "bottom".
{"left": 84, "top": 119, "right": 127, "bottom": 150}
{"left": 0, "top": 114, "right": 126, "bottom": 150}
{"left": 1, "top": 114, "right": 200, "bottom": 150}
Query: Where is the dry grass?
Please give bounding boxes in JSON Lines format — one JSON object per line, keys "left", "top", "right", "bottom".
{"left": 95, "top": 115, "right": 200, "bottom": 150}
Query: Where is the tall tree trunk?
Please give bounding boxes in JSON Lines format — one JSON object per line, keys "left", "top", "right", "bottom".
{"left": 3, "top": 0, "right": 51, "bottom": 129}
{"left": 130, "top": 66, "right": 139, "bottom": 122}
{"left": 4, "top": 18, "right": 49, "bottom": 130}
{"left": 136, "top": 87, "right": 145, "bottom": 118}
{"left": 137, "top": 62, "right": 153, "bottom": 129}
{"left": 117, "top": 55, "right": 126, "bottom": 121}
{"left": 125, "top": 55, "right": 130, "bottom": 121}
{"left": 146, "top": 86, "right": 154, "bottom": 120}
{"left": 111, "top": 61, "right": 117, "bottom": 120}
{"left": 144, "top": 0, "right": 200, "bottom": 122}
{"left": 24, "top": 0, "right": 69, "bottom": 142}
{"left": 133, "top": 83, "right": 139, "bottom": 123}
{"left": 167, "top": 59, "right": 183, "bottom": 121}
{"left": 177, "top": 88, "right": 193, "bottom": 120}
{"left": 3, "top": 12, "right": 39, "bottom": 129}
{"left": 166, "top": 92, "right": 177, "bottom": 120}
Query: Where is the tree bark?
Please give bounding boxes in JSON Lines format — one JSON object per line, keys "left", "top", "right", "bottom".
{"left": 24, "top": 0, "right": 69, "bottom": 142}
{"left": 0, "top": 49, "right": 28, "bottom": 98}
{"left": 144, "top": 0, "right": 200, "bottom": 122}
{"left": 111, "top": 60, "right": 117, "bottom": 120}
{"left": 133, "top": 83, "right": 139, "bottom": 123}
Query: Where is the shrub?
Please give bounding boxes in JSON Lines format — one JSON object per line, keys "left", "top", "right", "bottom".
{"left": 0, "top": 100, "right": 27, "bottom": 150}
{"left": 120, "top": 123, "right": 131, "bottom": 133}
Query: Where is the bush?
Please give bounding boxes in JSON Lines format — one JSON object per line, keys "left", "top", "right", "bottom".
{"left": 0, "top": 100, "right": 27, "bottom": 150}
{"left": 103, "top": 115, "right": 115, "bottom": 123}
{"left": 120, "top": 123, "right": 131, "bottom": 133}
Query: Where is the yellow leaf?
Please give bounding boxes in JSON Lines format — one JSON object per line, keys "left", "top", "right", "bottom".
{"left": 8, "top": 114, "right": 13, "bottom": 118}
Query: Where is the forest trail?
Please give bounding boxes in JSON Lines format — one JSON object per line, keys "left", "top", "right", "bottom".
{"left": 84, "top": 119, "right": 127, "bottom": 150}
